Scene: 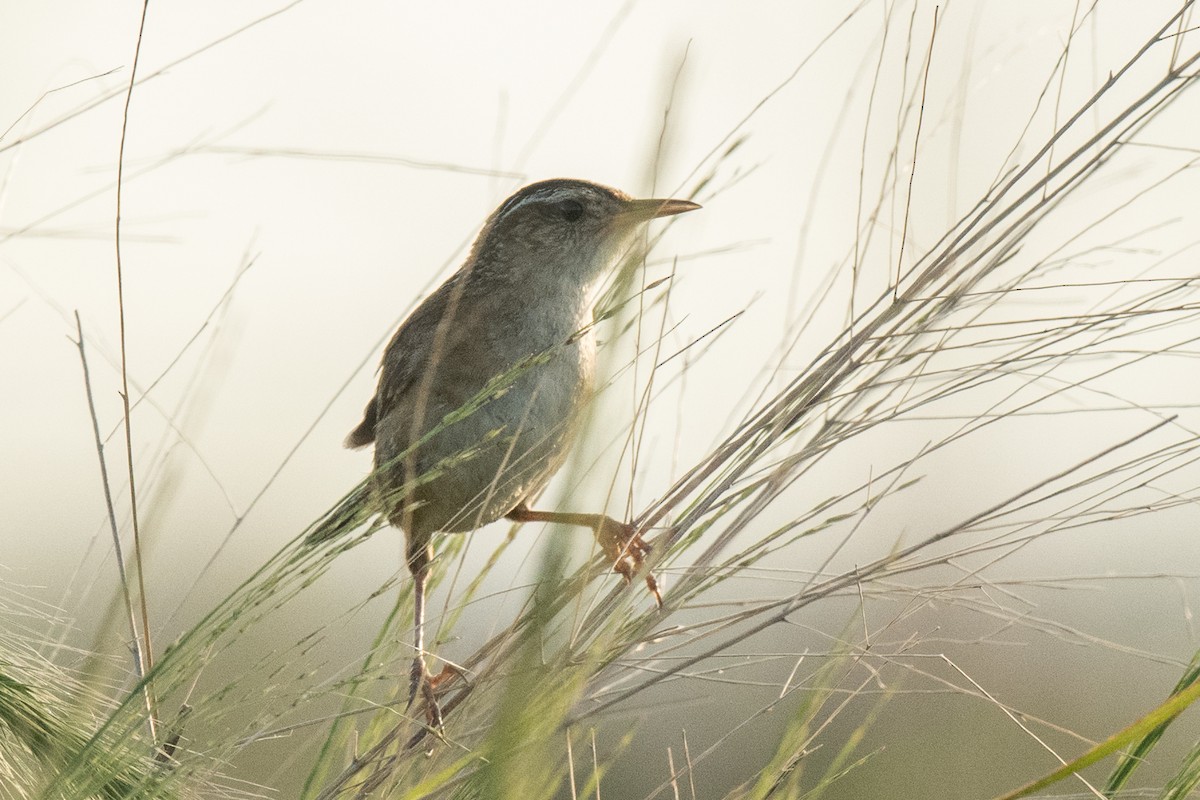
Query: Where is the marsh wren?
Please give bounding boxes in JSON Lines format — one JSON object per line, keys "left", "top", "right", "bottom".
{"left": 344, "top": 178, "right": 699, "bottom": 727}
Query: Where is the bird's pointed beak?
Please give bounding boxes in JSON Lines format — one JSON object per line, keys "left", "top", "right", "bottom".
{"left": 623, "top": 197, "right": 702, "bottom": 221}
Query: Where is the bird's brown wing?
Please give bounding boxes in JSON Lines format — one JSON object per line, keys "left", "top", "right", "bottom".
{"left": 344, "top": 273, "right": 467, "bottom": 450}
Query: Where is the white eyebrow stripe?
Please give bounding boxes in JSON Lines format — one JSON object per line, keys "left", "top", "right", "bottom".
{"left": 496, "top": 187, "right": 576, "bottom": 219}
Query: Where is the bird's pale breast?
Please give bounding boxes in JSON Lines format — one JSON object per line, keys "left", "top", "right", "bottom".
{"left": 373, "top": 291, "right": 597, "bottom": 538}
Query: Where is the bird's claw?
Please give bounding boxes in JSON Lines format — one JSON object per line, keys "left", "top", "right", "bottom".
{"left": 596, "top": 519, "right": 662, "bottom": 608}
{"left": 408, "top": 657, "right": 466, "bottom": 730}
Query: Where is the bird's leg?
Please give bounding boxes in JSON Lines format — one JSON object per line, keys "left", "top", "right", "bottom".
{"left": 405, "top": 540, "right": 462, "bottom": 730}
{"left": 506, "top": 503, "right": 662, "bottom": 607}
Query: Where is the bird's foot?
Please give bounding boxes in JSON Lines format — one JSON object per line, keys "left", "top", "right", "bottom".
{"left": 595, "top": 518, "right": 662, "bottom": 608}
{"left": 505, "top": 505, "right": 663, "bottom": 607}
{"left": 407, "top": 657, "right": 467, "bottom": 731}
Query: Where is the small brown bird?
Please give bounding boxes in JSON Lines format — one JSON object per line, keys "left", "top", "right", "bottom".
{"left": 345, "top": 178, "right": 699, "bottom": 727}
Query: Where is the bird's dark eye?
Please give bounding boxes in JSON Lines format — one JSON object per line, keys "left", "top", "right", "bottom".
{"left": 558, "top": 200, "right": 584, "bottom": 222}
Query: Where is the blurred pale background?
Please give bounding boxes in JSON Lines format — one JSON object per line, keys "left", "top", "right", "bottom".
{"left": 3, "top": 2, "right": 1199, "bottom": 797}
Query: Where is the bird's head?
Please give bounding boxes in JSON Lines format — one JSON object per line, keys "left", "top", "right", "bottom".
{"left": 469, "top": 178, "right": 700, "bottom": 287}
